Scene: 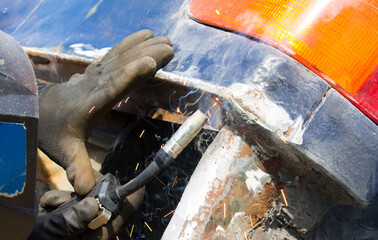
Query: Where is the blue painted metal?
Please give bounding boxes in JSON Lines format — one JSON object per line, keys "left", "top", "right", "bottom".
{"left": 0, "top": 0, "right": 180, "bottom": 51}
{"left": 0, "top": 122, "right": 26, "bottom": 196}
{"left": 300, "top": 89, "right": 378, "bottom": 205}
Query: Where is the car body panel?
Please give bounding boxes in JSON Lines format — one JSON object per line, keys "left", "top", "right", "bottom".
{"left": 0, "top": 0, "right": 376, "bottom": 208}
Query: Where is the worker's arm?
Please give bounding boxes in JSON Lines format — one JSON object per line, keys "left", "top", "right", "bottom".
{"left": 31, "top": 30, "right": 173, "bottom": 239}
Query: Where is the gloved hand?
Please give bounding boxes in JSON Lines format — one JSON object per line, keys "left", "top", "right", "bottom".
{"left": 28, "top": 186, "right": 145, "bottom": 240}
{"left": 38, "top": 29, "right": 174, "bottom": 195}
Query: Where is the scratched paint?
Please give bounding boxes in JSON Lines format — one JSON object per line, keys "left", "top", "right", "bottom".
{"left": 11, "top": 0, "right": 44, "bottom": 34}
{"left": 85, "top": 0, "right": 104, "bottom": 19}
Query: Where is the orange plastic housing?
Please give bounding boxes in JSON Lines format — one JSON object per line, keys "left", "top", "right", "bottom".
{"left": 189, "top": 0, "right": 378, "bottom": 123}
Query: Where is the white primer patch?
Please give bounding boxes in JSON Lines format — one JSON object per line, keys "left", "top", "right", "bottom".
{"left": 245, "top": 168, "right": 271, "bottom": 195}
{"left": 226, "top": 83, "right": 305, "bottom": 144}
{"left": 216, "top": 225, "right": 225, "bottom": 234}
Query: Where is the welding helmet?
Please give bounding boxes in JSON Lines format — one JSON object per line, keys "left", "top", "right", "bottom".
{"left": 0, "top": 30, "right": 38, "bottom": 239}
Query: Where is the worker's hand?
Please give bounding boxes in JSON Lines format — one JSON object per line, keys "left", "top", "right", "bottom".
{"left": 28, "top": 187, "right": 145, "bottom": 240}
{"left": 38, "top": 30, "right": 174, "bottom": 195}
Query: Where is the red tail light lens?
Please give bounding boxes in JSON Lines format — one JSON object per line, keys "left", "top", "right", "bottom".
{"left": 189, "top": 0, "right": 378, "bottom": 123}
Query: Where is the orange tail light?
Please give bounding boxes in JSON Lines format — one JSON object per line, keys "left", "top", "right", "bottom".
{"left": 189, "top": 0, "right": 378, "bottom": 123}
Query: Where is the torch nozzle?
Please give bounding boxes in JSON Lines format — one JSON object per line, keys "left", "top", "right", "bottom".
{"left": 162, "top": 110, "right": 208, "bottom": 159}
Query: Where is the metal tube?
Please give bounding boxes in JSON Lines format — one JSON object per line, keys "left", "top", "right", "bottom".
{"left": 162, "top": 110, "right": 208, "bottom": 159}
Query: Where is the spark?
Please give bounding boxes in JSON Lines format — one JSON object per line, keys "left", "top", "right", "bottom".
{"left": 215, "top": 96, "right": 220, "bottom": 102}
{"left": 118, "top": 101, "right": 122, "bottom": 108}
{"left": 207, "top": 102, "right": 218, "bottom": 114}
{"left": 208, "top": 119, "right": 212, "bottom": 128}
{"left": 129, "top": 224, "right": 134, "bottom": 237}
{"left": 164, "top": 209, "right": 176, "bottom": 218}
{"left": 249, "top": 215, "right": 254, "bottom": 228}
{"left": 144, "top": 221, "right": 152, "bottom": 232}
{"left": 151, "top": 210, "right": 153, "bottom": 221}
{"left": 176, "top": 107, "right": 181, "bottom": 114}
{"left": 124, "top": 96, "right": 130, "bottom": 103}
{"left": 161, "top": 144, "right": 164, "bottom": 148}
{"left": 183, "top": 78, "right": 187, "bottom": 86}
{"left": 135, "top": 162, "right": 139, "bottom": 171}
{"left": 276, "top": 134, "right": 287, "bottom": 144}
{"left": 220, "top": 122, "right": 224, "bottom": 128}
{"left": 172, "top": 175, "right": 178, "bottom": 188}
{"left": 89, "top": 106, "right": 95, "bottom": 113}
{"left": 139, "top": 130, "right": 145, "bottom": 138}
{"left": 95, "top": 155, "right": 97, "bottom": 161}
{"left": 215, "top": 9, "right": 220, "bottom": 15}
{"left": 223, "top": 202, "right": 226, "bottom": 218}
{"left": 207, "top": 111, "right": 212, "bottom": 117}
{"left": 281, "top": 189, "right": 288, "bottom": 206}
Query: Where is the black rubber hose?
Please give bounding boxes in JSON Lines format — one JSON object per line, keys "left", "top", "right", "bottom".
{"left": 109, "top": 150, "right": 174, "bottom": 201}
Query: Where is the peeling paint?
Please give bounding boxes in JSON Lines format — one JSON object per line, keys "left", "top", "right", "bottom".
{"left": 69, "top": 43, "right": 110, "bottom": 59}
{"left": 0, "top": 122, "right": 27, "bottom": 197}
{"left": 0, "top": 184, "right": 25, "bottom": 198}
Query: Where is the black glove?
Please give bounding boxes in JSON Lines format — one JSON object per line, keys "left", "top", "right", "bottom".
{"left": 38, "top": 30, "right": 174, "bottom": 195}
{"left": 28, "top": 187, "right": 145, "bottom": 240}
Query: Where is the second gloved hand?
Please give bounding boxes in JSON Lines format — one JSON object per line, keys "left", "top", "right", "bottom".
{"left": 28, "top": 186, "right": 145, "bottom": 240}
{"left": 38, "top": 30, "right": 174, "bottom": 195}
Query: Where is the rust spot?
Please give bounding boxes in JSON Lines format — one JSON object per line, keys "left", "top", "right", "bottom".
{"left": 179, "top": 177, "right": 231, "bottom": 238}
{"left": 237, "top": 144, "right": 254, "bottom": 159}
{"left": 203, "top": 176, "right": 254, "bottom": 238}
{"left": 245, "top": 182, "right": 280, "bottom": 223}
{"left": 179, "top": 173, "right": 282, "bottom": 238}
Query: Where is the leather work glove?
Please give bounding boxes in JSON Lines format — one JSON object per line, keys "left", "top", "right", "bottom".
{"left": 38, "top": 29, "right": 174, "bottom": 196}
{"left": 28, "top": 187, "right": 145, "bottom": 240}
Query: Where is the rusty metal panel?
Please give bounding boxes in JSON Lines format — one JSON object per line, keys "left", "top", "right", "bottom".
{"left": 163, "top": 128, "right": 276, "bottom": 239}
